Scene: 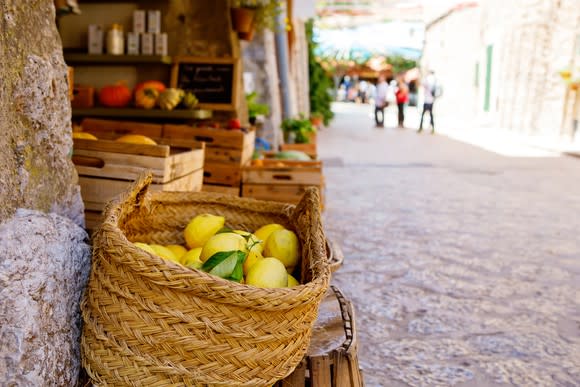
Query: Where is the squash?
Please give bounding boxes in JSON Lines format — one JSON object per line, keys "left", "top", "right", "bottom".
{"left": 158, "top": 88, "right": 184, "bottom": 111}
{"left": 134, "top": 80, "right": 166, "bottom": 95}
{"left": 99, "top": 83, "right": 131, "bottom": 108}
{"left": 135, "top": 87, "right": 159, "bottom": 109}
{"left": 115, "top": 134, "right": 157, "bottom": 145}
{"left": 181, "top": 91, "right": 198, "bottom": 109}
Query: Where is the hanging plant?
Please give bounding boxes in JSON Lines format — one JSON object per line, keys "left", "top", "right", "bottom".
{"left": 231, "top": 0, "right": 282, "bottom": 33}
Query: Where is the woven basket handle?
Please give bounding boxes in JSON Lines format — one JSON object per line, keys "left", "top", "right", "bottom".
{"left": 292, "top": 186, "right": 328, "bottom": 282}
{"left": 116, "top": 173, "right": 153, "bottom": 222}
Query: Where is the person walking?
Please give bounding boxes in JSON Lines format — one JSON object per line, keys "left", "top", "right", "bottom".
{"left": 395, "top": 76, "right": 409, "bottom": 128}
{"left": 374, "top": 75, "right": 388, "bottom": 127}
{"left": 418, "top": 71, "right": 439, "bottom": 134}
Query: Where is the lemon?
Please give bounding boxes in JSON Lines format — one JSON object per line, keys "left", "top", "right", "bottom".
{"left": 72, "top": 132, "right": 98, "bottom": 140}
{"left": 134, "top": 242, "right": 156, "bottom": 255}
{"left": 287, "top": 274, "right": 300, "bottom": 287}
{"left": 233, "top": 230, "right": 264, "bottom": 253}
{"left": 181, "top": 247, "right": 203, "bottom": 269}
{"left": 263, "top": 229, "right": 300, "bottom": 268}
{"left": 246, "top": 257, "right": 288, "bottom": 288}
{"left": 200, "top": 232, "right": 247, "bottom": 262}
{"left": 150, "top": 244, "right": 180, "bottom": 264}
{"left": 184, "top": 214, "right": 225, "bottom": 249}
{"left": 243, "top": 249, "right": 264, "bottom": 276}
{"left": 254, "top": 223, "right": 285, "bottom": 244}
{"left": 166, "top": 244, "right": 187, "bottom": 260}
{"left": 115, "top": 134, "right": 157, "bottom": 145}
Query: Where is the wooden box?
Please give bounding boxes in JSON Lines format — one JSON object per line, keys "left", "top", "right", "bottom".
{"left": 73, "top": 137, "right": 205, "bottom": 211}
{"left": 165, "top": 124, "right": 255, "bottom": 187}
{"left": 275, "top": 286, "right": 363, "bottom": 387}
{"left": 280, "top": 143, "right": 317, "bottom": 159}
{"left": 71, "top": 85, "right": 94, "bottom": 108}
{"left": 81, "top": 118, "right": 163, "bottom": 139}
{"left": 242, "top": 159, "right": 324, "bottom": 205}
{"left": 164, "top": 124, "right": 255, "bottom": 166}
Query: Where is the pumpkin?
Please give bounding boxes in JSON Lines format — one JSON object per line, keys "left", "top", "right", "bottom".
{"left": 99, "top": 83, "right": 131, "bottom": 108}
{"left": 135, "top": 87, "right": 159, "bottom": 109}
{"left": 134, "top": 80, "right": 166, "bottom": 95}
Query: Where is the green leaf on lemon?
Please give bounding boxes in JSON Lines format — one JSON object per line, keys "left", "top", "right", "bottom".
{"left": 202, "top": 250, "right": 246, "bottom": 279}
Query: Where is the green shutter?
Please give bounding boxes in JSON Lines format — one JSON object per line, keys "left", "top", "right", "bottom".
{"left": 484, "top": 45, "right": 493, "bottom": 112}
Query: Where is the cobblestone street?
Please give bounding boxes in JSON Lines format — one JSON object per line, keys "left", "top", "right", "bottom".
{"left": 319, "top": 103, "right": 580, "bottom": 386}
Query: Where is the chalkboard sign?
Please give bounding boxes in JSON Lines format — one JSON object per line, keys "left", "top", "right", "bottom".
{"left": 171, "top": 56, "right": 239, "bottom": 111}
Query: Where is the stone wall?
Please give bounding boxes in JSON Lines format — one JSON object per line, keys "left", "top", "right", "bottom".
{"left": 289, "top": 20, "right": 310, "bottom": 117}
{"left": 422, "top": 0, "right": 580, "bottom": 141}
{"left": 0, "top": 0, "right": 83, "bottom": 226}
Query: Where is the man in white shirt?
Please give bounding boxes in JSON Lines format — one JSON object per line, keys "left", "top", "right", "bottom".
{"left": 418, "top": 71, "right": 438, "bottom": 134}
{"left": 374, "top": 75, "right": 389, "bottom": 127}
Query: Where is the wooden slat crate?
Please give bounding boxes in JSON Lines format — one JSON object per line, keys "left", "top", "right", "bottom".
{"left": 280, "top": 143, "right": 317, "bottom": 159}
{"left": 164, "top": 124, "right": 255, "bottom": 187}
{"left": 242, "top": 159, "right": 324, "bottom": 205}
{"left": 275, "top": 286, "right": 364, "bottom": 387}
{"left": 73, "top": 138, "right": 205, "bottom": 211}
{"left": 81, "top": 118, "right": 163, "bottom": 139}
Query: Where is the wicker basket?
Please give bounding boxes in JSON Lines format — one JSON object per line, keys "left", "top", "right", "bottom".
{"left": 81, "top": 175, "right": 330, "bottom": 386}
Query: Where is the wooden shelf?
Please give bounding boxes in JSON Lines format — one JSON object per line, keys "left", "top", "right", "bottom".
{"left": 72, "top": 108, "right": 213, "bottom": 120}
{"left": 64, "top": 53, "right": 172, "bottom": 65}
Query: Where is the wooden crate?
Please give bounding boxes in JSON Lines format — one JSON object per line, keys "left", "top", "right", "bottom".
{"left": 164, "top": 124, "right": 255, "bottom": 166}
{"left": 81, "top": 118, "right": 163, "bottom": 139}
{"left": 280, "top": 143, "right": 317, "bottom": 159}
{"left": 202, "top": 184, "right": 241, "bottom": 196}
{"left": 275, "top": 286, "right": 363, "bottom": 387}
{"left": 242, "top": 159, "right": 323, "bottom": 205}
{"left": 73, "top": 138, "right": 205, "bottom": 211}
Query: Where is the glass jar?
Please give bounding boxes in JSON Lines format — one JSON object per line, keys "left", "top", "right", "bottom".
{"left": 106, "top": 24, "right": 124, "bottom": 55}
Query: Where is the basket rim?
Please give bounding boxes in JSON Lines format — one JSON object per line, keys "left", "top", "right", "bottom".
{"left": 94, "top": 189, "right": 331, "bottom": 311}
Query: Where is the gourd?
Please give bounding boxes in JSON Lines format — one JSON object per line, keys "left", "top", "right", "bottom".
{"left": 134, "top": 80, "right": 166, "bottom": 95}
{"left": 181, "top": 91, "right": 199, "bottom": 109}
{"left": 158, "top": 88, "right": 184, "bottom": 111}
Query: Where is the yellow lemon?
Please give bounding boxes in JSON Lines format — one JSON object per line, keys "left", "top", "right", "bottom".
{"left": 184, "top": 214, "right": 225, "bottom": 249}
{"left": 150, "top": 244, "right": 180, "bottom": 264}
{"left": 134, "top": 242, "right": 156, "bottom": 255}
{"left": 115, "top": 134, "right": 157, "bottom": 145}
{"left": 181, "top": 247, "right": 203, "bottom": 269}
{"left": 246, "top": 257, "right": 288, "bottom": 288}
{"left": 72, "top": 132, "right": 98, "bottom": 140}
{"left": 287, "top": 274, "right": 300, "bottom": 287}
{"left": 166, "top": 244, "right": 187, "bottom": 260}
{"left": 254, "top": 223, "right": 285, "bottom": 244}
{"left": 243, "top": 249, "right": 264, "bottom": 276}
{"left": 200, "top": 232, "right": 247, "bottom": 262}
{"left": 233, "top": 230, "right": 264, "bottom": 253}
{"left": 263, "top": 229, "right": 300, "bottom": 268}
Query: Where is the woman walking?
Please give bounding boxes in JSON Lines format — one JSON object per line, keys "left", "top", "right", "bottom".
{"left": 395, "top": 76, "right": 409, "bottom": 128}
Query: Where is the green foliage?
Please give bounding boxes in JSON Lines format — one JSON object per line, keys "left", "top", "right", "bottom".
{"left": 306, "top": 20, "right": 334, "bottom": 126}
{"left": 232, "top": 0, "right": 282, "bottom": 32}
{"left": 386, "top": 55, "right": 417, "bottom": 75}
{"left": 246, "top": 92, "right": 270, "bottom": 119}
{"left": 281, "top": 116, "right": 316, "bottom": 144}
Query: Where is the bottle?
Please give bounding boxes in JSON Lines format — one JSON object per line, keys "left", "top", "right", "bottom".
{"left": 106, "top": 24, "right": 124, "bottom": 55}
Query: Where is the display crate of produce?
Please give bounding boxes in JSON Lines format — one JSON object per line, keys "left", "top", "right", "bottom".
{"left": 275, "top": 286, "right": 363, "bottom": 387}
{"left": 242, "top": 159, "right": 324, "bottom": 205}
{"left": 164, "top": 124, "right": 256, "bottom": 187}
{"left": 73, "top": 137, "right": 205, "bottom": 211}
{"left": 81, "top": 118, "right": 163, "bottom": 139}
{"left": 280, "top": 143, "right": 317, "bottom": 159}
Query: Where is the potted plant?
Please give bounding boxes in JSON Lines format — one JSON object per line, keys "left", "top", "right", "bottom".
{"left": 309, "top": 112, "right": 323, "bottom": 127}
{"left": 231, "top": 0, "right": 282, "bottom": 40}
{"left": 246, "top": 92, "right": 270, "bottom": 125}
{"left": 281, "top": 116, "right": 316, "bottom": 144}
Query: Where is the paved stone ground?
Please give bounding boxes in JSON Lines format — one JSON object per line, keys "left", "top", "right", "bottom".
{"left": 318, "top": 103, "right": 580, "bottom": 387}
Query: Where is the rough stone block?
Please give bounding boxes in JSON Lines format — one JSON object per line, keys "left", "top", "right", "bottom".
{"left": 0, "top": 209, "right": 91, "bottom": 386}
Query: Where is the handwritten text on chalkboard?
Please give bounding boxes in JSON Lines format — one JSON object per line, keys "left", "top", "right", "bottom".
{"left": 176, "top": 63, "right": 234, "bottom": 104}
